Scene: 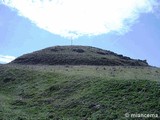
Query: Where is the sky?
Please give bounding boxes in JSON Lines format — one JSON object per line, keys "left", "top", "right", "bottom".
{"left": 0, "top": 0, "right": 160, "bottom": 67}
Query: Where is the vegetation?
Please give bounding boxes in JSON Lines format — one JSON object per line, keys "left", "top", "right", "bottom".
{"left": 10, "top": 46, "right": 148, "bottom": 66}
{"left": 0, "top": 64, "right": 160, "bottom": 120}
{"left": 0, "top": 46, "right": 159, "bottom": 119}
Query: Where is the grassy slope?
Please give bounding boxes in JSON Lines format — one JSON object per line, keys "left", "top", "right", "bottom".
{"left": 0, "top": 64, "right": 160, "bottom": 120}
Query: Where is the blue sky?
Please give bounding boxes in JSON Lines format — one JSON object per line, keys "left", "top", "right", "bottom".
{"left": 0, "top": 0, "right": 160, "bottom": 67}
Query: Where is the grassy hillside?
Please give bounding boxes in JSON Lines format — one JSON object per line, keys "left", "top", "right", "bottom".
{"left": 0, "top": 64, "right": 160, "bottom": 120}
{"left": 10, "top": 46, "right": 148, "bottom": 66}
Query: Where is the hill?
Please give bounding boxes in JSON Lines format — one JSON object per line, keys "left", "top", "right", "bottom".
{"left": 10, "top": 46, "right": 148, "bottom": 66}
{"left": 0, "top": 64, "right": 160, "bottom": 119}
{"left": 1, "top": 46, "right": 159, "bottom": 119}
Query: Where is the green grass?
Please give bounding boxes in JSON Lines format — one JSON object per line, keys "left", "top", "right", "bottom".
{"left": 0, "top": 64, "right": 160, "bottom": 120}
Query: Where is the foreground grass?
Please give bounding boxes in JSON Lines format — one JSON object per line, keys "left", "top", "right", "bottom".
{"left": 0, "top": 65, "right": 160, "bottom": 120}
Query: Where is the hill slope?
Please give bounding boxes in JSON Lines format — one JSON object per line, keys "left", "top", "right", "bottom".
{"left": 10, "top": 46, "right": 148, "bottom": 66}
{"left": 0, "top": 64, "right": 160, "bottom": 119}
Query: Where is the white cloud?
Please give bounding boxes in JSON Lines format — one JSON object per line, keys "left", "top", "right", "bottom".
{"left": 0, "top": 0, "right": 159, "bottom": 38}
{"left": 0, "top": 55, "right": 16, "bottom": 63}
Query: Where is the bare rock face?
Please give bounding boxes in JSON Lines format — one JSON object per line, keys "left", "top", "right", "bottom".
{"left": 10, "top": 46, "right": 149, "bottom": 66}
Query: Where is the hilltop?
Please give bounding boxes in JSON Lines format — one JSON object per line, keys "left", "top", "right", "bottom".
{"left": 10, "top": 46, "right": 148, "bottom": 66}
